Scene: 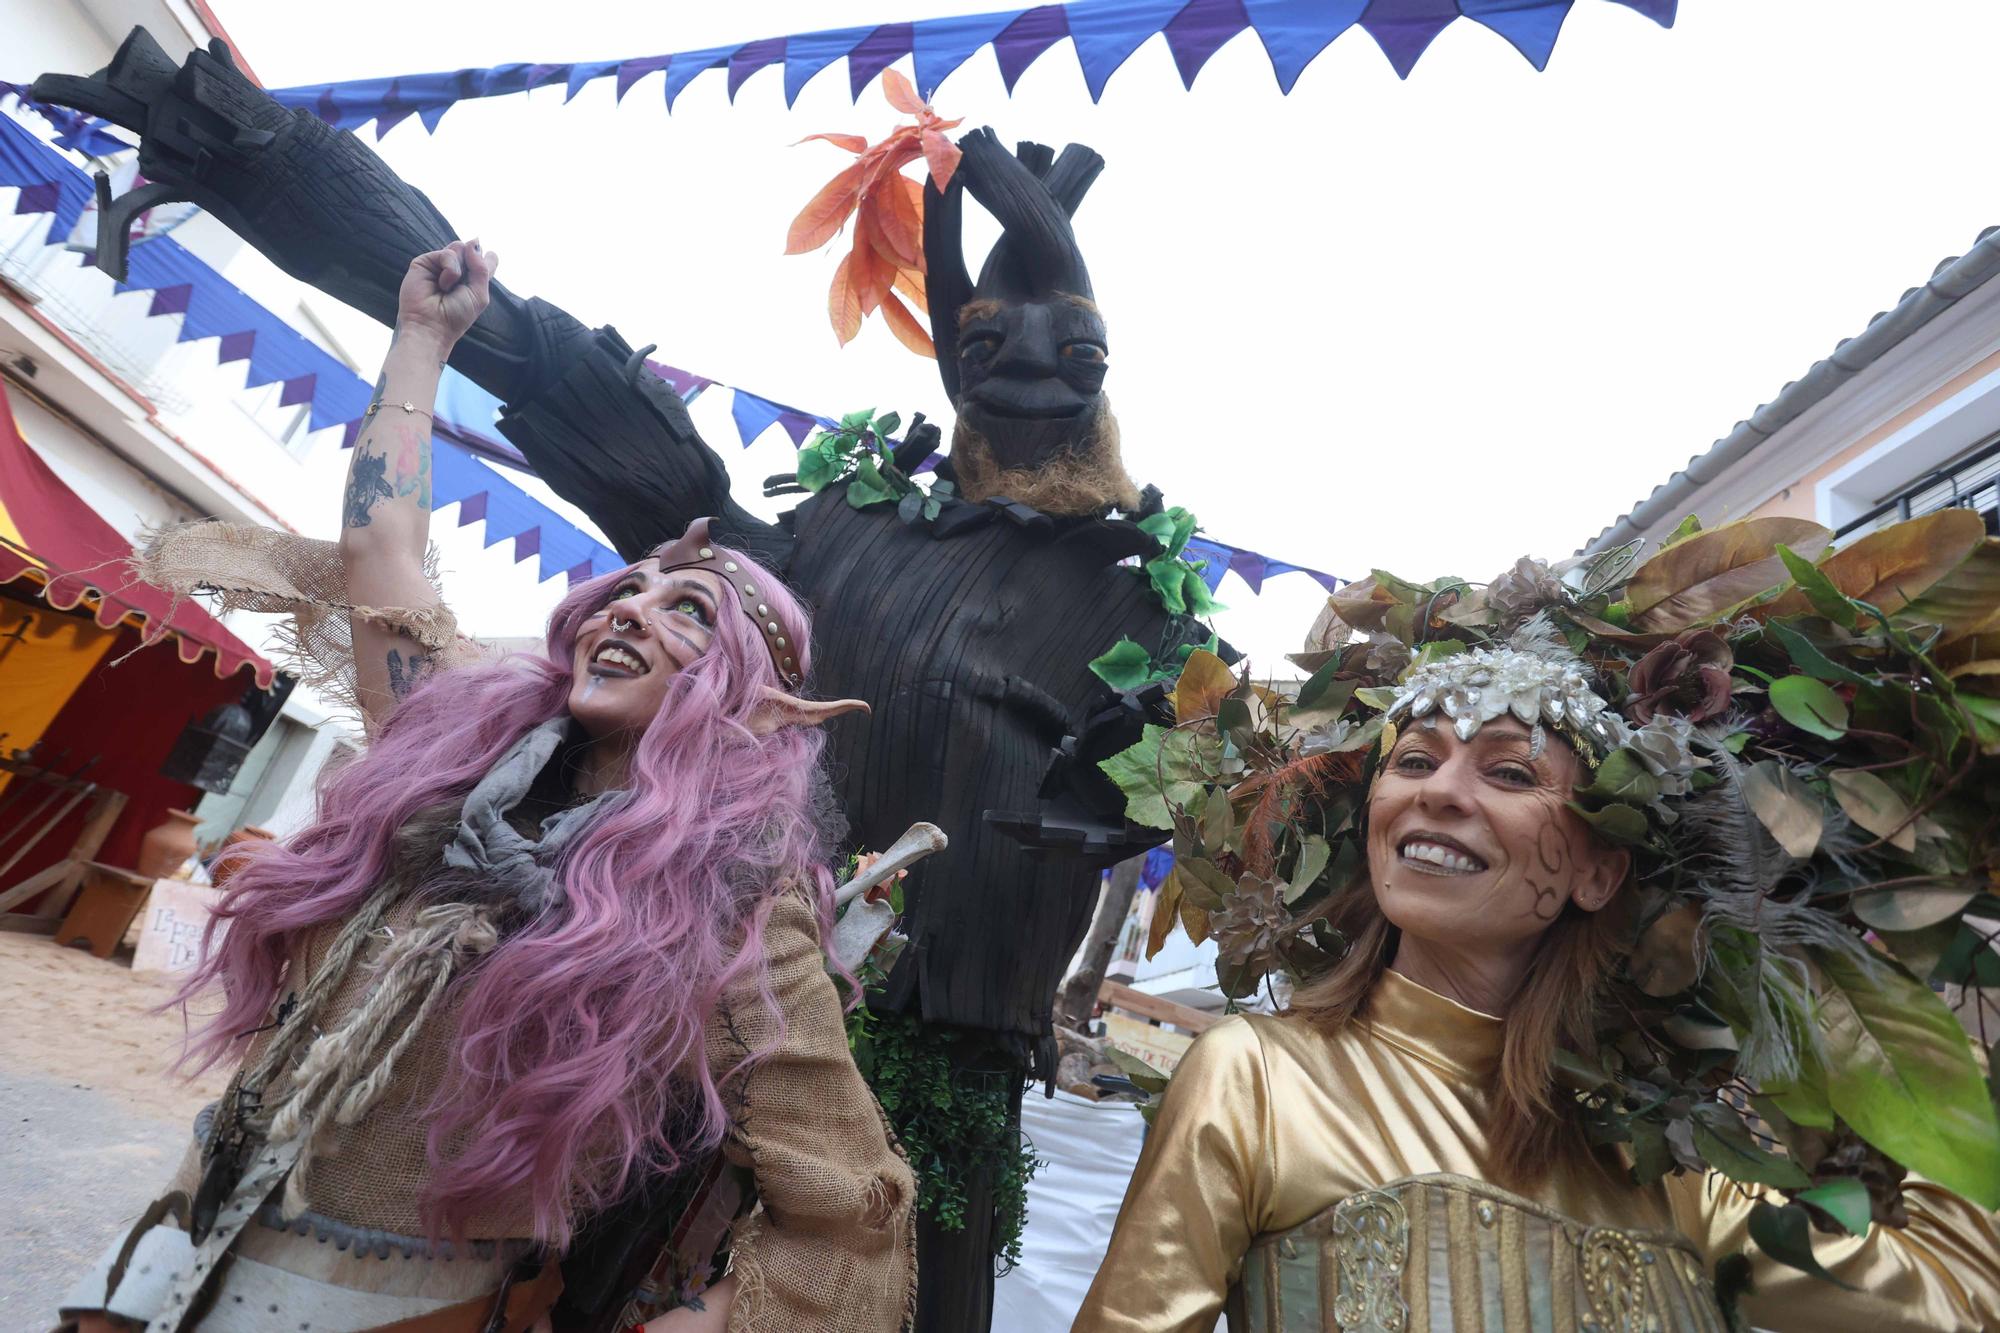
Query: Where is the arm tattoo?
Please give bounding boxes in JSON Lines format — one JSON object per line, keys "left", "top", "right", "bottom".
{"left": 386, "top": 647, "right": 434, "bottom": 699}
{"left": 343, "top": 451, "right": 395, "bottom": 528}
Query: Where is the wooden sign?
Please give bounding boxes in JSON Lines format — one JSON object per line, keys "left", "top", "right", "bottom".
{"left": 1102, "top": 1012, "right": 1194, "bottom": 1075}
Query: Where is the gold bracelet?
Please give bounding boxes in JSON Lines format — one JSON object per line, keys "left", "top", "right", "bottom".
{"left": 363, "top": 400, "right": 434, "bottom": 422}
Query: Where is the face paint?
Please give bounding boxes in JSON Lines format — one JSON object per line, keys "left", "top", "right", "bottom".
{"left": 1364, "top": 717, "right": 1627, "bottom": 961}
{"left": 567, "top": 561, "right": 726, "bottom": 739}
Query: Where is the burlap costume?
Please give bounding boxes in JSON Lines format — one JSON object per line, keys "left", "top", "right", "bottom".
{"left": 59, "top": 529, "right": 917, "bottom": 1332}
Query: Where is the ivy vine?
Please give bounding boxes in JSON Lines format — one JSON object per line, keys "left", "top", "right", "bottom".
{"left": 794, "top": 407, "right": 957, "bottom": 521}
{"left": 844, "top": 1006, "right": 1046, "bottom": 1270}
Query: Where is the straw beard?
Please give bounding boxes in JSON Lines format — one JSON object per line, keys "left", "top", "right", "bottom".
{"left": 947, "top": 397, "right": 1142, "bottom": 516}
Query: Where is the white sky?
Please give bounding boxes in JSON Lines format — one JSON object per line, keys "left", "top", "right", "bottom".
{"left": 204, "top": 0, "right": 2000, "bottom": 671}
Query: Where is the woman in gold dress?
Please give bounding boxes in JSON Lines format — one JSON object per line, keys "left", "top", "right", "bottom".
{"left": 1074, "top": 548, "right": 2000, "bottom": 1333}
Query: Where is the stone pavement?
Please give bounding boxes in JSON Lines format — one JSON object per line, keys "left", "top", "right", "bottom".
{"left": 1, "top": 1065, "right": 193, "bottom": 1323}
{"left": 0, "top": 932, "right": 224, "bottom": 1326}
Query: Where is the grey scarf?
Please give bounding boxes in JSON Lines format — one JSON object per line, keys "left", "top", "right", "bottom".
{"left": 442, "top": 716, "right": 628, "bottom": 916}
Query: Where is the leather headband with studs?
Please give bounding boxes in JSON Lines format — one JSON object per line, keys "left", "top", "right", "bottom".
{"left": 647, "top": 517, "right": 801, "bottom": 689}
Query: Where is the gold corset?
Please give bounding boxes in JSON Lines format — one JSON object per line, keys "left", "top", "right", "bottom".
{"left": 1226, "top": 1174, "right": 1727, "bottom": 1333}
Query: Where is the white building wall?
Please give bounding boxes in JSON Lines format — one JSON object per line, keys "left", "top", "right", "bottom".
{"left": 1, "top": 0, "right": 581, "bottom": 846}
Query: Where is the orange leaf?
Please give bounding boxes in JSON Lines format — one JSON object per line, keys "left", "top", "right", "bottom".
{"left": 794, "top": 132, "right": 868, "bottom": 153}
{"left": 880, "top": 68, "right": 925, "bottom": 115}
{"left": 880, "top": 290, "right": 936, "bottom": 359}
{"left": 892, "top": 265, "right": 927, "bottom": 308}
{"left": 828, "top": 251, "right": 862, "bottom": 345}
{"left": 787, "top": 160, "right": 865, "bottom": 254}
{"left": 859, "top": 134, "right": 924, "bottom": 197}
{"left": 848, "top": 220, "right": 895, "bottom": 318}
{"left": 873, "top": 172, "right": 925, "bottom": 269}
{"left": 921, "top": 129, "right": 961, "bottom": 188}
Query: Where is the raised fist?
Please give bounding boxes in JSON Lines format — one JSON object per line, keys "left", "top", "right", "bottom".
{"left": 399, "top": 240, "right": 498, "bottom": 347}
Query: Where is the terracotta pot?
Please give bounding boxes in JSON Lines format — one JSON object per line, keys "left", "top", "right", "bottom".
{"left": 210, "top": 825, "right": 275, "bottom": 888}
{"left": 135, "top": 808, "right": 202, "bottom": 880}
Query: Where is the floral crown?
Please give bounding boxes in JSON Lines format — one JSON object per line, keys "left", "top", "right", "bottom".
{"left": 1099, "top": 510, "right": 2000, "bottom": 1269}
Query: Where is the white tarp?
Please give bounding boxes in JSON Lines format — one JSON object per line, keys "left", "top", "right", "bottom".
{"left": 993, "top": 1088, "right": 1148, "bottom": 1331}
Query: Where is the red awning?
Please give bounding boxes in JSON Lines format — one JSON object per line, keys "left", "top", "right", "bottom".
{"left": 0, "top": 380, "right": 275, "bottom": 688}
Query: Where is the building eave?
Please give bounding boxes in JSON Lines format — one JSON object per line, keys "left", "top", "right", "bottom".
{"left": 1580, "top": 225, "right": 2000, "bottom": 555}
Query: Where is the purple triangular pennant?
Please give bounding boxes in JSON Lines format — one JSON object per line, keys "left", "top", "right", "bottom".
{"left": 216, "top": 329, "right": 256, "bottom": 364}
{"left": 993, "top": 6, "right": 1070, "bottom": 92}
{"left": 1164, "top": 0, "right": 1252, "bottom": 89}
{"left": 455, "top": 491, "right": 489, "bottom": 527}
{"left": 279, "top": 373, "right": 317, "bottom": 408}
{"left": 1228, "top": 547, "right": 1268, "bottom": 593}
{"left": 147, "top": 283, "right": 193, "bottom": 316}
{"left": 847, "top": 23, "right": 915, "bottom": 101}
{"left": 616, "top": 56, "right": 672, "bottom": 102}
{"left": 728, "top": 38, "right": 786, "bottom": 101}
{"left": 13, "top": 180, "right": 59, "bottom": 215}
{"left": 1358, "top": 0, "right": 1461, "bottom": 79}
{"left": 776, "top": 410, "right": 820, "bottom": 446}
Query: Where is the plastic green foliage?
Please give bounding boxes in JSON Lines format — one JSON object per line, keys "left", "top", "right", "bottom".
{"left": 1769, "top": 675, "right": 1850, "bottom": 740}
{"left": 1814, "top": 945, "right": 2000, "bottom": 1209}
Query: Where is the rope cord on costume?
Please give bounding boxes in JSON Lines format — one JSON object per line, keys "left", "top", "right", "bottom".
{"left": 241, "top": 881, "right": 408, "bottom": 1110}
{"left": 263, "top": 897, "right": 500, "bottom": 1218}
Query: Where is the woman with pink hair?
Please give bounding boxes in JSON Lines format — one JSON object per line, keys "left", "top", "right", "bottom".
{"left": 58, "top": 242, "right": 915, "bottom": 1333}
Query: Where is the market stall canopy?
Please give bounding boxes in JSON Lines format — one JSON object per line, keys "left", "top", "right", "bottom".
{"left": 0, "top": 381, "right": 275, "bottom": 686}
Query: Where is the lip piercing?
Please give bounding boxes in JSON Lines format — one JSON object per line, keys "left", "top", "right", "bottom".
{"left": 611, "top": 616, "right": 636, "bottom": 634}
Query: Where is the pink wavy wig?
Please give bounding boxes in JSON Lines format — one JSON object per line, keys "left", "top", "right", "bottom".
{"left": 180, "top": 539, "right": 834, "bottom": 1246}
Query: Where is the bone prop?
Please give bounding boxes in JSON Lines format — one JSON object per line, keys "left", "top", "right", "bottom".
{"left": 833, "top": 821, "right": 947, "bottom": 909}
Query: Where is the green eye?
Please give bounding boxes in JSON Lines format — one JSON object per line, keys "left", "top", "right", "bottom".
{"left": 676, "top": 598, "right": 711, "bottom": 625}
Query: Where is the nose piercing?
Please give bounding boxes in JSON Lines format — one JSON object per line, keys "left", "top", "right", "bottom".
{"left": 611, "top": 616, "right": 636, "bottom": 634}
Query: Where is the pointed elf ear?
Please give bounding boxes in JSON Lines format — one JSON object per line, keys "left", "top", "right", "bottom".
{"left": 748, "top": 688, "right": 871, "bottom": 736}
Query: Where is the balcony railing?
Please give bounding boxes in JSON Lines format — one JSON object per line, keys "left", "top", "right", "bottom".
{"left": 1835, "top": 433, "right": 2000, "bottom": 539}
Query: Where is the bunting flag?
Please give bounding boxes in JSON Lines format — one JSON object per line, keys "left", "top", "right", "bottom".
{"left": 113, "top": 236, "right": 377, "bottom": 433}
{"left": 265, "top": 0, "right": 1676, "bottom": 139}
{"left": 0, "top": 110, "right": 1333, "bottom": 596}
{"left": 0, "top": 110, "right": 623, "bottom": 588}
{"left": 0, "top": 97, "right": 94, "bottom": 244}
{"left": 1186, "top": 535, "right": 1341, "bottom": 594}
{"left": 0, "top": 82, "right": 134, "bottom": 158}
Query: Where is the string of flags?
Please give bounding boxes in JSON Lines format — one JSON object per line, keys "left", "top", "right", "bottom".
{"left": 261, "top": 0, "right": 1677, "bottom": 139}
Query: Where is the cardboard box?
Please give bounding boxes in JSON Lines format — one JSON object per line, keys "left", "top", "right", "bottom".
{"left": 131, "top": 878, "right": 227, "bottom": 976}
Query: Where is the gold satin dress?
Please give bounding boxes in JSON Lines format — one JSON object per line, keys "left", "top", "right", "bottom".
{"left": 1073, "top": 969, "right": 2000, "bottom": 1333}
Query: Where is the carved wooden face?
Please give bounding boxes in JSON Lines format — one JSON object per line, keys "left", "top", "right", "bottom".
{"left": 954, "top": 296, "right": 1109, "bottom": 470}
